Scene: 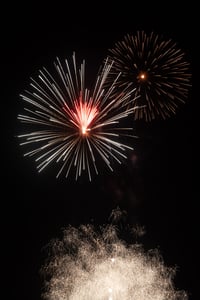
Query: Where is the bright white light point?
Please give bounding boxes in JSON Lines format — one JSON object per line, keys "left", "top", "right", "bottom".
{"left": 111, "top": 258, "right": 115, "bottom": 262}
{"left": 82, "top": 126, "right": 87, "bottom": 135}
{"left": 41, "top": 224, "right": 188, "bottom": 300}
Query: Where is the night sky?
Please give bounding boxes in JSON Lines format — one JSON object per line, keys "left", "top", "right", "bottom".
{"left": 2, "top": 2, "right": 196, "bottom": 300}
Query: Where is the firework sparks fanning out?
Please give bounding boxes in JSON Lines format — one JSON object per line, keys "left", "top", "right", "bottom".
{"left": 18, "top": 53, "right": 139, "bottom": 181}
{"left": 41, "top": 223, "right": 188, "bottom": 300}
{"left": 107, "top": 31, "right": 192, "bottom": 121}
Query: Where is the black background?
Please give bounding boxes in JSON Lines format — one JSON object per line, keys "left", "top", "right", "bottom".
{"left": 2, "top": 2, "right": 196, "bottom": 300}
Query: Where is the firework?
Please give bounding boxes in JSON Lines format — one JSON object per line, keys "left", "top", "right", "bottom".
{"left": 17, "top": 53, "right": 139, "bottom": 181}
{"left": 107, "top": 31, "right": 192, "bottom": 121}
{"left": 41, "top": 223, "right": 188, "bottom": 300}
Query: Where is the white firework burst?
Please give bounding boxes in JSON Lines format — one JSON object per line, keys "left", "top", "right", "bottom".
{"left": 41, "top": 223, "right": 188, "bottom": 300}
{"left": 18, "top": 52, "right": 139, "bottom": 181}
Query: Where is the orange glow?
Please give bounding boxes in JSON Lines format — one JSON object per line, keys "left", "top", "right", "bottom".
{"left": 137, "top": 71, "right": 148, "bottom": 82}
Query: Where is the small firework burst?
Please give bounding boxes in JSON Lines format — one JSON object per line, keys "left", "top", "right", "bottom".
{"left": 17, "top": 53, "right": 139, "bottom": 181}
{"left": 107, "top": 31, "right": 192, "bottom": 121}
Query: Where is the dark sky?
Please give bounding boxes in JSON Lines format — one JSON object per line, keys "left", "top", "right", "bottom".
{"left": 2, "top": 2, "right": 196, "bottom": 300}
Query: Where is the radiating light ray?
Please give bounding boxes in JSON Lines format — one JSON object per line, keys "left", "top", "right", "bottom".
{"left": 107, "top": 31, "right": 192, "bottom": 121}
{"left": 18, "top": 53, "right": 139, "bottom": 181}
{"left": 41, "top": 223, "right": 188, "bottom": 300}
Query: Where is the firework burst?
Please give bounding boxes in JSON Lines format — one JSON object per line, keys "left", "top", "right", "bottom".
{"left": 17, "top": 53, "right": 139, "bottom": 181}
{"left": 40, "top": 223, "right": 188, "bottom": 300}
{"left": 107, "top": 31, "right": 192, "bottom": 121}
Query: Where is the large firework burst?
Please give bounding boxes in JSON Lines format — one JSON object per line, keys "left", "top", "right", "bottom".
{"left": 17, "top": 53, "right": 138, "bottom": 181}
{"left": 40, "top": 223, "right": 188, "bottom": 300}
{"left": 107, "top": 31, "right": 192, "bottom": 121}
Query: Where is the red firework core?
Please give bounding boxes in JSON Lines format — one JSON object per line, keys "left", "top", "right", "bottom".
{"left": 65, "top": 97, "right": 99, "bottom": 136}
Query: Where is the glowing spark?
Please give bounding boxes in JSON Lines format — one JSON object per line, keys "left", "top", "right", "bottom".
{"left": 138, "top": 71, "right": 148, "bottom": 82}
{"left": 41, "top": 223, "right": 188, "bottom": 300}
{"left": 107, "top": 31, "right": 192, "bottom": 121}
{"left": 17, "top": 53, "right": 139, "bottom": 181}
